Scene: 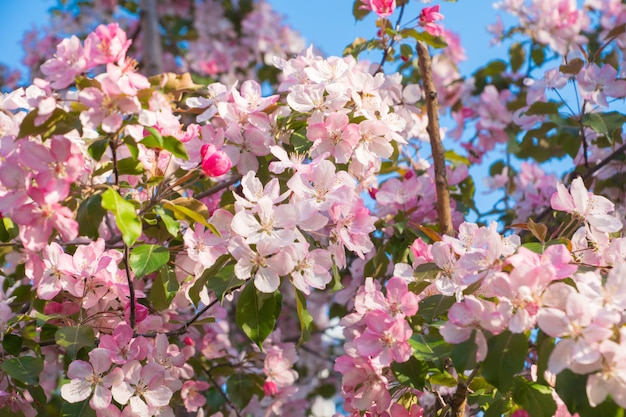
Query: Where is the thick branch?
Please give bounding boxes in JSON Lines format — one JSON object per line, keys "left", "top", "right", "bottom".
{"left": 140, "top": 0, "right": 163, "bottom": 76}
{"left": 416, "top": 41, "right": 454, "bottom": 236}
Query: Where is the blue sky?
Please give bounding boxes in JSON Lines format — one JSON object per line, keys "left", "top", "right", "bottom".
{"left": 0, "top": 1, "right": 506, "bottom": 75}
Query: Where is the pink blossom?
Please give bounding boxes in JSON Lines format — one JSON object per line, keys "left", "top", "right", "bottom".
{"left": 181, "top": 380, "right": 209, "bottom": 412}
{"left": 360, "top": 0, "right": 397, "bottom": 19}
{"left": 353, "top": 309, "right": 412, "bottom": 365}
{"left": 99, "top": 323, "right": 147, "bottom": 364}
{"left": 111, "top": 361, "right": 174, "bottom": 414}
{"left": 307, "top": 112, "right": 360, "bottom": 164}
{"left": 84, "top": 23, "right": 131, "bottom": 66}
{"left": 578, "top": 63, "right": 626, "bottom": 107}
{"left": 264, "top": 342, "right": 299, "bottom": 388}
{"left": 40, "top": 35, "right": 87, "bottom": 89}
{"left": 419, "top": 5, "right": 444, "bottom": 37}
{"left": 61, "top": 348, "right": 122, "bottom": 410}
{"left": 551, "top": 177, "right": 622, "bottom": 233}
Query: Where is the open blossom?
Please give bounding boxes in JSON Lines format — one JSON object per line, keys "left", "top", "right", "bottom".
{"left": 353, "top": 309, "right": 412, "bottom": 365}
{"left": 419, "top": 5, "right": 444, "bottom": 37}
{"left": 40, "top": 35, "right": 87, "bottom": 89}
{"left": 61, "top": 348, "right": 122, "bottom": 410}
{"left": 550, "top": 176, "right": 622, "bottom": 233}
{"left": 84, "top": 23, "right": 131, "bottom": 66}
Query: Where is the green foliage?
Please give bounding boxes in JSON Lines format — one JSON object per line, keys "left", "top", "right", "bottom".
{"left": 162, "top": 198, "right": 218, "bottom": 234}
{"left": 512, "top": 377, "right": 557, "bottom": 417}
{"left": 129, "top": 244, "right": 170, "bottom": 278}
{"left": 150, "top": 266, "right": 180, "bottom": 311}
{"left": 235, "top": 284, "right": 282, "bottom": 348}
{"left": 101, "top": 187, "right": 142, "bottom": 247}
{"left": 481, "top": 331, "right": 528, "bottom": 392}
{"left": 141, "top": 127, "right": 189, "bottom": 159}
{"left": 226, "top": 373, "right": 265, "bottom": 409}
{"left": 1, "top": 356, "right": 44, "bottom": 385}
{"left": 55, "top": 326, "right": 94, "bottom": 360}
{"left": 295, "top": 289, "right": 314, "bottom": 345}
{"left": 392, "top": 356, "right": 429, "bottom": 389}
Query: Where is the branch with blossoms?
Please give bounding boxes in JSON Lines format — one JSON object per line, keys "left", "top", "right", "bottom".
{"left": 1, "top": 1, "right": 626, "bottom": 417}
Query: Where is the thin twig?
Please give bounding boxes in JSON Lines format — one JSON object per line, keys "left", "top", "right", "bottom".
{"left": 124, "top": 245, "right": 136, "bottom": 329}
{"left": 376, "top": 4, "right": 407, "bottom": 74}
{"left": 416, "top": 41, "right": 454, "bottom": 236}
{"left": 195, "top": 175, "right": 242, "bottom": 200}
{"left": 206, "top": 368, "right": 244, "bottom": 417}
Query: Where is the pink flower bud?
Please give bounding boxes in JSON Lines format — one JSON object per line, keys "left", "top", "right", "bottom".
{"left": 200, "top": 144, "right": 232, "bottom": 177}
{"left": 124, "top": 301, "right": 149, "bottom": 324}
{"left": 263, "top": 380, "right": 278, "bottom": 396}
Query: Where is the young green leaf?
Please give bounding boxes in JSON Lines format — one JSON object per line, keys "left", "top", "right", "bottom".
{"left": 129, "top": 244, "right": 170, "bottom": 278}
{"left": 101, "top": 187, "right": 142, "bottom": 247}
{"left": 235, "top": 284, "right": 281, "bottom": 348}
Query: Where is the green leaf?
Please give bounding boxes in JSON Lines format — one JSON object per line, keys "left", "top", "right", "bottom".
{"left": 526, "top": 101, "right": 560, "bottom": 116}
{"left": 410, "top": 332, "right": 453, "bottom": 369}
{"left": 400, "top": 43, "right": 413, "bottom": 60}
{"left": 295, "top": 289, "right": 314, "bottom": 345}
{"left": 2, "top": 334, "right": 23, "bottom": 356}
{"left": 450, "top": 331, "right": 478, "bottom": 372}
{"left": 352, "top": 0, "right": 371, "bottom": 21}
{"left": 154, "top": 206, "right": 180, "bottom": 237}
{"left": 129, "top": 244, "right": 170, "bottom": 278}
{"left": 583, "top": 111, "right": 625, "bottom": 138}
{"left": 481, "top": 331, "right": 528, "bottom": 392}
{"left": 235, "top": 284, "right": 281, "bottom": 348}
{"left": 0, "top": 217, "right": 18, "bottom": 242}
{"left": 419, "top": 295, "right": 455, "bottom": 323}
{"left": 205, "top": 263, "right": 244, "bottom": 301}
{"left": 510, "top": 42, "right": 526, "bottom": 73}
{"left": 101, "top": 187, "right": 142, "bottom": 247}
{"left": 330, "top": 263, "right": 343, "bottom": 292}
{"left": 401, "top": 29, "right": 448, "bottom": 49}
{"left": 117, "top": 157, "right": 145, "bottom": 175}
{"left": 18, "top": 108, "right": 76, "bottom": 140}
{"left": 429, "top": 369, "right": 458, "bottom": 387}
{"left": 141, "top": 129, "right": 188, "bottom": 159}
{"left": 1, "top": 356, "right": 43, "bottom": 385}
{"left": 554, "top": 369, "right": 625, "bottom": 417}
{"left": 55, "top": 326, "right": 95, "bottom": 359}
{"left": 392, "top": 356, "right": 428, "bottom": 389}
{"left": 291, "top": 129, "right": 312, "bottom": 153}
{"left": 484, "top": 397, "right": 509, "bottom": 417}
{"left": 162, "top": 198, "right": 217, "bottom": 233}
{"left": 226, "top": 373, "right": 264, "bottom": 409}
{"left": 559, "top": 58, "right": 584, "bottom": 75}
{"left": 150, "top": 266, "right": 180, "bottom": 311}
{"left": 61, "top": 398, "right": 97, "bottom": 417}
{"left": 77, "top": 193, "right": 107, "bottom": 239}
{"left": 531, "top": 44, "right": 545, "bottom": 66}
{"left": 512, "top": 377, "right": 557, "bottom": 417}
{"left": 87, "top": 137, "right": 110, "bottom": 161}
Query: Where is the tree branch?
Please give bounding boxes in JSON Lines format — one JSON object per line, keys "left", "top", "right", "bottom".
{"left": 416, "top": 41, "right": 454, "bottom": 236}
{"left": 376, "top": 4, "right": 406, "bottom": 74}
{"left": 195, "top": 175, "right": 241, "bottom": 200}
{"left": 140, "top": 0, "right": 163, "bottom": 76}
